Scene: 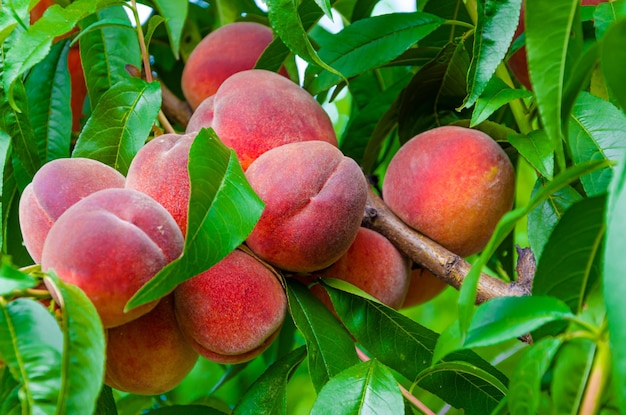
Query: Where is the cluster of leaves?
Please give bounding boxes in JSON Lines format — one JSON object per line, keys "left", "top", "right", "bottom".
{"left": 1, "top": 0, "right": 626, "bottom": 414}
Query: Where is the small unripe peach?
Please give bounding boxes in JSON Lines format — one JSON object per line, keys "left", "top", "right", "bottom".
{"left": 383, "top": 126, "right": 515, "bottom": 257}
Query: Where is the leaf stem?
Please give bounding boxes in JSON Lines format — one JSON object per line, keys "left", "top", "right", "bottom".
{"left": 355, "top": 346, "right": 436, "bottom": 415}
{"left": 578, "top": 338, "right": 610, "bottom": 415}
{"left": 129, "top": 0, "right": 175, "bottom": 134}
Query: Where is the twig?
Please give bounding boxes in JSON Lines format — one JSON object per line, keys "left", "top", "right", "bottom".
{"left": 361, "top": 187, "right": 530, "bottom": 305}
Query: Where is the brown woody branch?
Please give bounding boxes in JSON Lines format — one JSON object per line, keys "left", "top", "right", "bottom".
{"left": 161, "top": 84, "right": 533, "bottom": 305}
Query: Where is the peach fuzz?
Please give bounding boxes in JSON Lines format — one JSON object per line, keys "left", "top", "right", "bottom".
{"left": 382, "top": 126, "right": 515, "bottom": 257}
{"left": 245, "top": 140, "right": 368, "bottom": 273}
{"left": 174, "top": 249, "right": 287, "bottom": 364}
{"left": 19, "top": 157, "right": 125, "bottom": 263}
{"left": 186, "top": 69, "right": 338, "bottom": 171}
{"left": 41, "top": 188, "right": 184, "bottom": 328}
{"left": 105, "top": 295, "right": 199, "bottom": 395}
{"left": 181, "top": 22, "right": 283, "bottom": 110}
{"left": 126, "top": 133, "right": 194, "bottom": 235}
{"left": 401, "top": 267, "right": 448, "bottom": 309}
{"left": 317, "top": 227, "right": 411, "bottom": 309}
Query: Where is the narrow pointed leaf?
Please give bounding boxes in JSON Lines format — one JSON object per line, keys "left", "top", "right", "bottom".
{"left": 464, "top": 296, "right": 574, "bottom": 349}
{"left": 533, "top": 195, "right": 606, "bottom": 313}
{"left": 0, "top": 258, "right": 37, "bottom": 296}
{"left": 233, "top": 346, "right": 307, "bottom": 415}
{"left": 464, "top": 0, "right": 523, "bottom": 109}
{"left": 508, "top": 337, "right": 563, "bottom": 415}
{"left": 603, "top": 150, "right": 626, "bottom": 413}
{"left": 526, "top": 0, "right": 578, "bottom": 163}
{"left": 152, "top": 0, "right": 188, "bottom": 59}
{"left": 550, "top": 339, "right": 595, "bottom": 414}
{"left": 25, "top": 40, "right": 71, "bottom": 162}
{"left": 601, "top": 18, "right": 626, "bottom": 111}
{"left": 324, "top": 283, "right": 508, "bottom": 415}
{"left": 0, "top": 0, "right": 29, "bottom": 44}
{"left": 568, "top": 92, "right": 626, "bottom": 196}
{"left": 286, "top": 279, "right": 359, "bottom": 392}
{"left": 267, "top": 0, "right": 344, "bottom": 82}
{"left": 127, "top": 129, "right": 264, "bottom": 309}
{"left": 44, "top": 273, "right": 105, "bottom": 415}
{"left": 72, "top": 77, "right": 161, "bottom": 174}
{"left": 307, "top": 12, "right": 444, "bottom": 94}
{"left": 508, "top": 130, "right": 554, "bottom": 180}
{"left": 310, "top": 359, "right": 404, "bottom": 415}
{"left": 79, "top": 5, "right": 142, "bottom": 110}
{"left": 471, "top": 76, "right": 532, "bottom": 127}
{"left": 0, "top": 298, "right": 63, "bottom": 415}
{"left": 94, "top": 386, "right": 118, "bottom": 415}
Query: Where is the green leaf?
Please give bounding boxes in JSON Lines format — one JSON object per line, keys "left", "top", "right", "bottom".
{"left": 306, "top": 12, "right": 444, "bottom": 94}
{"left": 286, "top": 279, "right": 360, "bottom": 393}
{"left": 463, "top": 0, "right": 523, "bottom": 109}
{"left": 533, "top": 195, "right": 606, "bottom": 313}
{"left": 324, "top": 283, "right": 508, "bottom": 415}
{"left": 456, "top": 159, "right": 609, "bottom": 336}
{"left": 143, "top": 15, "right": 165, "bottom": 52}
{"left": 313, "top": 0, "right": 332, "bottom": 17}
{"left": 0, "top": 0, "right": 29, "bottom": 45}
{"left": 508, "top": 336, "right": 563, "bottom": 415}
{"left": 0, "top": 297, "right": 63, "bottom": 415}
{"left": 3, "top": 0, "right": 110, "bottom": 110}
{"left": 94, "top": 386, "right": 118, "bottom": 415}
{"left": 413, "top": 360, "right": 508, "bottom": 397}
{"left": 0, "top": 363, "right": 22, "bottom": 414}
{"left": 568, "top": 92, "right": 626, "bottom": 196}
{"left": 464, "top": 296, "right": 574, "bottom": 349}
{"left": 25, "top": 40, "right": 71, "bottom": 162}
{"left": 143, "top": 405, "right": 229, "bottom": 415}
{"left": 267, "top": 0, "right": 344, "bottom": 83}
{"left": 79, "top": 5, "right": 142, "bottom": 110}
{"left": 526, "top": 0, "right": 580, "bottom": 168}
{"left": 233, "top": 346, "right": 307, "bottom": 415}
{"left": 44, "top": 273, "right": 105, "bottom": 415}
{"left": 152, "top": 0, "right": 188, "bottom": 59}
{"left": 310, "top": 359, "right": 404, "bottom": 415}
{"left": 72, "top": 77, "right": 161, "bottom": 175}
{"left": 0, "top": 130, "right": 12, "bottom": 252}
{"left": 594, "top": 0, "right": 626, "bottom": 39}
{"left": 0, "top": 56, "right": 39, "bottom": 187}
{"left": 471, "top": 76, "right": 532, "bottom": 127}
{"left": 550, "top": 338, "right": 595, "bottom": 415}
{"left": 508, "top": 130, "right": 554, "bottom": 180}
{"left": 600, "top": 19, "right": 626, "bottom": 109}
{"left": 0, "top": 257, "right": 37, "bottom": 297}
{"left": 527, "top": 182, "right": 582, "bottom": 261}
{"left": 603, "top": 150, "right": 626, "bottom": 413}
{"left": 126, "top": 129, "right": 264, "bottom": 309}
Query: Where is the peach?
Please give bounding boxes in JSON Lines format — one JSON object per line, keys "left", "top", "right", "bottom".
{"left": 105, "top": 295, "right": 198, "bottom": 395}
{"left": 317, "top": 227, "right": 411, "bottom": 309}
{"left": 382, "top": 126, "right": 515, "bottom": 257}
{"left": 401, "top": 267, "right": 448, "bottom": 309}
{"left": 186, "top": 69, "right": 338, "bottom": 170}
{"left": 125, "top": 133, "right": 194, "bottom": 235}
{"left": 181, "top": 22, "right": 283, "bottom": 110}
{"left": 41, "top": 188, "right": 184, "bottom": 328}
{"left": 19, "top": 157, "right": 125, "bottom": 263}
{"left": 174, "top": 249, "right": 287, "bottom": 364}
{"left": 245, "top": 141, "right": 368, "bottom": 273}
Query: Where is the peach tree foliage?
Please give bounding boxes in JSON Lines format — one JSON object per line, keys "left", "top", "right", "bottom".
{"left": 0, "top": 0, "right": 625, "bottom": 414}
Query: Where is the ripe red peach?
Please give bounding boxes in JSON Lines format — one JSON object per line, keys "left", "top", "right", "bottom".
{"left": 318, "top": 227, "right": 411, "bottom": 309}
{"left": 126, "top": 133, "right": 194, "bottom": 235}
{"left": 174, "top": 249, "right": 287, "bottom": 364}
{"left": 186, "top": 69, "right": 338, "bottom": 170}
{"left": 382, "top": 126, "right": 515, "bottom": 257}
{"left": 19, "top": 157, "right": 125, "bottom": 263}
{"left": 41, "top": 188, "right": 184, "bottom": 328}
{"left": 181, "top": 22, "right": 283, "bottom": 110}
{"left": 105, "top": 295, "right": 198, "bottom": 395}
{"left": 401, "top": 267, "right": 448, "bottom": 309}
{"left": 245, "top": 141, "right": 368, "bottom": 273}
